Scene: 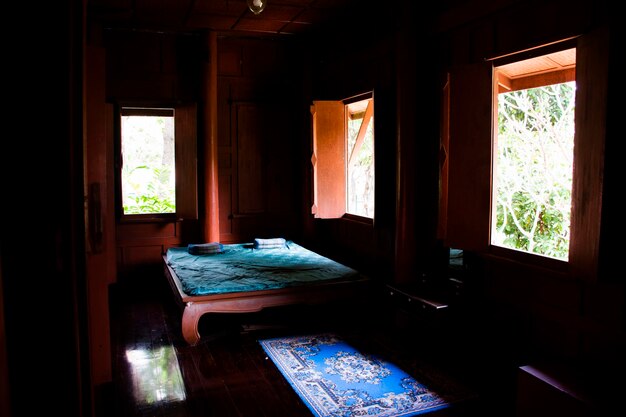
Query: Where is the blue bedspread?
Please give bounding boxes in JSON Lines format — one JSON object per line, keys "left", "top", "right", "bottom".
{"left": 165, "top": 242, "right": 360, "bottom": 296}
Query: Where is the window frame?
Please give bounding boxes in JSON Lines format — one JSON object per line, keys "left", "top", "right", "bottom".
{"left": 489, "top": 46, "right": 576, "bottom": 267}
{"left": 344, "top": 93, "right": 375, "bottom": 220}
{"left": 311, "top": 91, "right": 375, "bottom": 224}
{"left": 114, "top": 102, "right": 198, "bottom": 223}
{"left": 443, "top": 30, "right": 608, "bottom": 282}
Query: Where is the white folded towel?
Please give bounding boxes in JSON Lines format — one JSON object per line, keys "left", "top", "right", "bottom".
{"left": 253, "top": 238, "right": 287, "bottom": 249}
{"left": 188, "top": 242, "right": 224, "bottom": 255}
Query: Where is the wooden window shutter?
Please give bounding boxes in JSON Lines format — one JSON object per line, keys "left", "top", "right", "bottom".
{"left": 311, "top": 101, "right": 346, "bottom": 218}
{"left": 175, "top": 103, "right": 198, "bottom": 220}
{"left": 569, "top": 27, "right": 608, "bottom": 282}
{"left": 445, "top": 61, "right": 493, "bottom": 251}
{"left": 437, "top": 74, "right": 450, "bottom": 240}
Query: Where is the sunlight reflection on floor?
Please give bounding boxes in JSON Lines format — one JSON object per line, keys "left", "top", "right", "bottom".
{"left": 125, "top": 345, "right": 186, "bottom": 406}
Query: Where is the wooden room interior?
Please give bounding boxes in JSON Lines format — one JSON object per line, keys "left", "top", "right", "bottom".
{"left": 1, "top": 0, "right": 623, "bottom": 416}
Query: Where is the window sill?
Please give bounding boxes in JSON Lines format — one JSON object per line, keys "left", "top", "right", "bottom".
{"left": 341, "top": 213, "right": 374, "bottom": 226}
{"left": 119, "top": 214, "right": 179, "bottom": 224}
{"left": 482, "top": 245, "right": 570, "bottom": 277}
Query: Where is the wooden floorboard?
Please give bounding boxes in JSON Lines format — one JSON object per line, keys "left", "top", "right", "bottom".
{"left": 102, "top": 278, "right": 517, "bottom": 417}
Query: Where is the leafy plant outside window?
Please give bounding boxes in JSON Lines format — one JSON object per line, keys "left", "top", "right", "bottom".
{"left": 121, "top": 113, "right": 175, "bottom": 215}
{"left": 346, "top": 98, "right": 374, "bottom": 219}
{"left": 492, "top": 81, "right": 575, "bottom": 260}
{"left": 347, "top": 114, "right": 374, "bottom": 218}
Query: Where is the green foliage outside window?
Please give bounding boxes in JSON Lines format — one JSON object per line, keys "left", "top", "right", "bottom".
{"left": 493, "top": 82, "right": 575, "bottom": 260}
{"left": 122, "top": 166, "right": 176, "bottom": 214}
{"left": 346, "top": 103, "right": 375, "bottom": 218}
{"left": 121, "top": 114, "right": 176, "bottom": 215}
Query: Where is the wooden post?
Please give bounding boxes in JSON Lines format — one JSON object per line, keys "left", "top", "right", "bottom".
{"left": 202, "top": 31, "right": 220, "bottom": 242}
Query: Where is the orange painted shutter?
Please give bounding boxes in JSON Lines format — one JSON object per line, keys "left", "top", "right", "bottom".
{"left": 311, "top": 101, "right": 346, "bottom": 218}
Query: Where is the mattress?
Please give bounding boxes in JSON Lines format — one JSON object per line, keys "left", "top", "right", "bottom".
{"left": 165, "top": 242, "right": 360, "bottom": 296}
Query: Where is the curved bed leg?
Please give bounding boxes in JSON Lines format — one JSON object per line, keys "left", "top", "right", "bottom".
{"left": 181, "top": 302, "right": 203, "bottom": 346}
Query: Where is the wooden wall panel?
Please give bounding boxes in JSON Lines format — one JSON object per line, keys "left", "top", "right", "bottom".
{"left": 119, "top": 245, "right": 166, "bottom": 275}
{"left": 218, "top": 45, "right": 242, "bottom": 76}
{"left": 217, "top": 37, "right": 301, "bottom": 243}
{"left": 217, "top": 81, "right": 232, "bottom": 147}
{"left": 107, "top": 31, "right": 163, "bottom": 73}
{"left": 265, "top": 106, "right": 295, "bottom": 215}
{"left": 235, "top": 104, "right": 265, "bottom": 214}
{"left": 175, "top": 103, "right": 198, "bottom": 220}
{"left": 219, "top": 174, "right": 235, "bottom": 239}
{"left": 116, "top": 222, "right": 182, "bottom": 279}
{"left": 105, "top": 29, "right": 200, "bottom": 102}
{"left": 116, "top": 222, "right": 177, "bottom": 241}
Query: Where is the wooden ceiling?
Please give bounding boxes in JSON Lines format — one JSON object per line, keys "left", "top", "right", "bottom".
{"left": 496, "top": 48, "right": 577, "bottom": 92}
{"left": 88, "top": 0, "right": 360, "bottom": 36}
{"left": 87, "top": 0, "right": 505, "bottom": 37}
{"left": 497, "top": 48, "right": 576, "bottom": 80}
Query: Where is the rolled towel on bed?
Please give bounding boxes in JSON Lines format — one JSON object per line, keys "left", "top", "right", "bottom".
{"left": 188, "top": 242, "right": 224, "bottom": 255}
{"left": 253, "top": 237, "right": 288, "bottom": 249}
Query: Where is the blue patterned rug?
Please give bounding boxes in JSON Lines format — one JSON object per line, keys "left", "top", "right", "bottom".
{"left": 259, "top": 333, "right": 473, "bottom": 417}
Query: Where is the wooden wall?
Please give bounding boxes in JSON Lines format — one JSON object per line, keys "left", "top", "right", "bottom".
{"left": 103, "top": 29, "right": 203, "bottom": 280}
{"left": 2, "top": 2, "right": 619, "bottom": 417}
{"left": 84, "top": 41, "right": 117, "bottom": 398}
{"left": 3, "top": 1, "right": 91, "bottom": 416}
{"left": 102, "top": 30, "right": 304, "bottom": 276}
{"left": 296, "top": 1, "right": 447, "bottom": 282}
{"left": 83, "top": 1, "right": 622, "bottom": 412}
{"left": 216, "top": 37, "right": 302, "bottom": 243}
{"left": 434, "top": 0, "right": 623, "bottom": 402}
{"left": 290, "top": 0, "right": 622, "bottom": 408}
{"left": 296, "top": 8, "right": 402, "bottom": 279}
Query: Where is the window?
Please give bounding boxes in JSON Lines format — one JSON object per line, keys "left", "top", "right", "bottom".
{"left": 116, "top": 104, "right": 198, "bottom": 221}
{"left": 311, "top": 93, "right": 374, "bottom": 220}
{"left": 346, "top": 98, "right": 375, "bottom": 217}
{"left": 444, "top": 30, "right": 608, "bottom": 279}
{"left": 491, "top": 49, "right": 576, "bottom": 261}
{"left": 120, "top": 107, "right": 176, "bottom": 215}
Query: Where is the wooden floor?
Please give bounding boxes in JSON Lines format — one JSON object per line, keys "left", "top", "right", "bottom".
{"left": 101, "top": 275, "right": 519, "bottom": 417}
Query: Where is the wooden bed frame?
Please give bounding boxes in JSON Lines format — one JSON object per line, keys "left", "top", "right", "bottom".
{"left": 162, "top": 255, "right": 373, "bottom": 346}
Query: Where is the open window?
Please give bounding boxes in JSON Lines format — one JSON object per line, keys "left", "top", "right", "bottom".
{"left": 443, "top": 28, "right": 608, "bottom": 279}
{"left": 116, "top": 104, "right": 198, "bottom": 221}
{"left": 492, "top": 48, "right": 576, "bottom": 261}
{"left": 311, "top": 92, "right": 375, "bottom": 221}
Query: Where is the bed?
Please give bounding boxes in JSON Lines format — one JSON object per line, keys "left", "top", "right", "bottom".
{"left": 162, "top": 240, "right": 372, "bottom": 346}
